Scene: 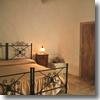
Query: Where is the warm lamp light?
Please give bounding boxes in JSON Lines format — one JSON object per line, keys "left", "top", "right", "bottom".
{"left": 40, "top": 46, "right": 45, "bottom": 54}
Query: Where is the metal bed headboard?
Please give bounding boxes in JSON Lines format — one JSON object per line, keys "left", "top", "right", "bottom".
{"left": 0, "top": 41, "right": 32, "bottom": 60}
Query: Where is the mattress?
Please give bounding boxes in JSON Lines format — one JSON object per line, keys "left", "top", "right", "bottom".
{"left": 0, "top": 58, "right": 36, "bottom": 67}
{"left": 0, "top": 59, "right": 65, "bottom": 95}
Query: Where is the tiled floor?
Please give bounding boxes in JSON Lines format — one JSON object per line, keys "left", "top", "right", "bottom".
{"left": 58, "top": 74, "right": 95, "bottom": 95}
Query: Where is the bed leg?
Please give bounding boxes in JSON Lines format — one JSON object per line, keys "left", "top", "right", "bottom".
{"left": 65, "top": 63, "right": 68, "bottom": 93}
{"left": 30, "top": 67, "right": 35, "bottom": 95}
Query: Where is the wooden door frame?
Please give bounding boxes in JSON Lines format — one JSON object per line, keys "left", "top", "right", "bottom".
{"left": 79, "top": 21, "right": 95, "bottom": 77}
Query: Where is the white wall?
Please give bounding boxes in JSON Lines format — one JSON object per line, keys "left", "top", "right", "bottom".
{"left": 0, "top": 0, "right": 62, "bottom": 59}
{"left": 0, "top": 0, "right": 95, "bottom": 76}
{"left": 58, "top": 0, "right": 95, "bottom": 76}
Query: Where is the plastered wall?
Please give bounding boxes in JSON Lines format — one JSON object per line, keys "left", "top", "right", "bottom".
{"left": 58, "top": 0, "right": 95, "bottom": 76}
{"left": 0, "top": 0, "right": 95, "bottom": 76}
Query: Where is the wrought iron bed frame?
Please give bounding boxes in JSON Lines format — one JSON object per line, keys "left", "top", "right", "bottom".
{"left": 0, "top": 41, "right": 68, "bottom": 95}
{"left": 0, "top": 41, "right": 32, "bottom": 60}
{"left": 0, "top": 64, "right": 68, "bottom": 95}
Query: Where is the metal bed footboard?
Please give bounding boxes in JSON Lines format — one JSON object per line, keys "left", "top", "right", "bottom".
{"left": 0, "top": 64, "right": 68, "bottom": 95}
{"left": 32, "top": 63, "right": 68, "bottom": 95}
{"left": 0, "top": 70, "right": 31, "bottom": 95}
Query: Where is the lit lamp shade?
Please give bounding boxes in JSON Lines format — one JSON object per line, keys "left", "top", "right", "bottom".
{"left": 40, "top": 46, "right": 45, "bottom": 54}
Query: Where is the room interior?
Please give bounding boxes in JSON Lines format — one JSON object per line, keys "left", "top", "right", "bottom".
{"left": 0, "top": 0, "right": 95, "bottom": 95}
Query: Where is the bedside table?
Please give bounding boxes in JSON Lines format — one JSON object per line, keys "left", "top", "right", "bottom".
{"left": 35, "top": 54, "right": 49, "bottom": 67}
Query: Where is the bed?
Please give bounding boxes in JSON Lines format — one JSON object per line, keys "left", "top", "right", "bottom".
{"left": 0, "top": 41, "right": 68, "bottom": 95}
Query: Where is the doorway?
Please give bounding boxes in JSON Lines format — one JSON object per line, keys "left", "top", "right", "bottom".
{"left": 80, "top": 21, "right": 95, "bottom": 80}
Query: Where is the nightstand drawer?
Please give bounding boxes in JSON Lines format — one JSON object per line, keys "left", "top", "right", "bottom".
{"left": 37, "top": 55, "right": 48, "bottom": 59}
